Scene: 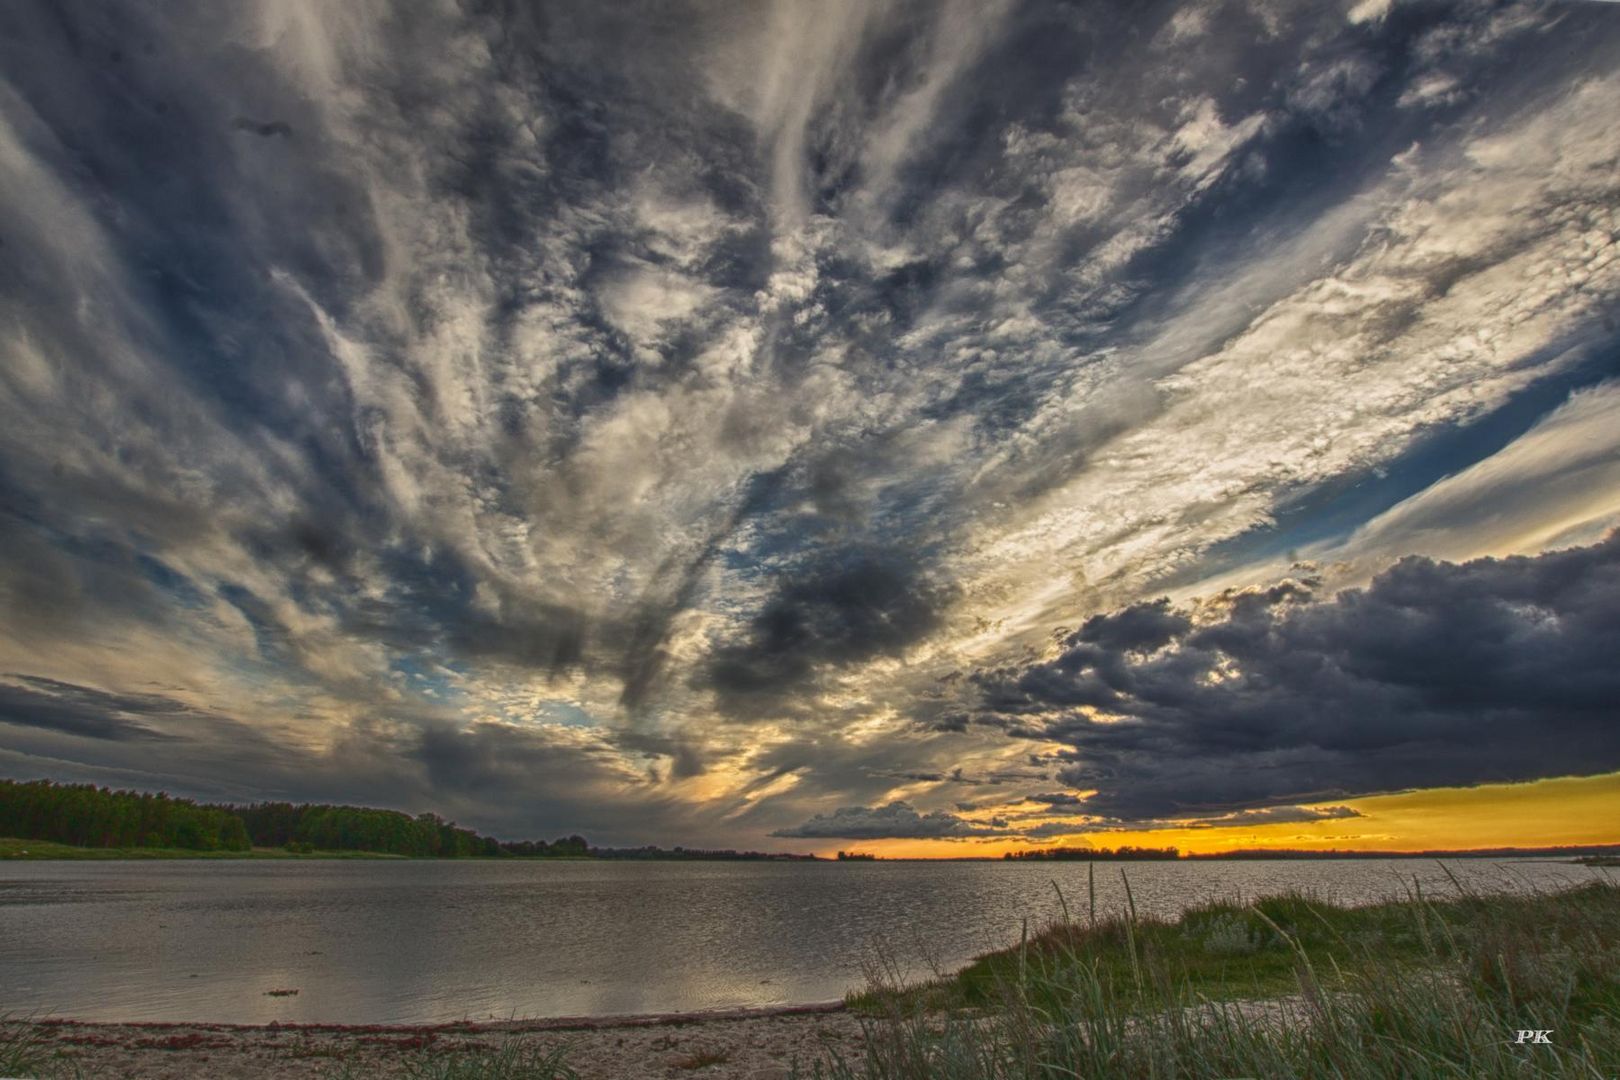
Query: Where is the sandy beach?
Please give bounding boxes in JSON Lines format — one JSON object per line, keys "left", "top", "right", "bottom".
{"left": 6, "top": 1004, "right": 864, "bottom": 1079}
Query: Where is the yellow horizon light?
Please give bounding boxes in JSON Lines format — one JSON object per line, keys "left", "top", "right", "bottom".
{"left": 816, "top": 772, "right": 1620, "bottom": 860}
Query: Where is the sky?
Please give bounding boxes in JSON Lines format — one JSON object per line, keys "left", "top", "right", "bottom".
{"left": 1, "top": 0, "right": 1618, "bottom": 856}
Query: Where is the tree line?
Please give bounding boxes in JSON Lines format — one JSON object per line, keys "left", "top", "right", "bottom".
{"left": 225, "top": 800, "right": 507, "bottom": 857}
{"left": 0, "top": 778, "right": 250, "bottom": 851}
{"left": 1003, "top": 845, "right": 1181, "bottom": 860}
{"left": 0, "top": 779, "right": 589, "bottom": 857}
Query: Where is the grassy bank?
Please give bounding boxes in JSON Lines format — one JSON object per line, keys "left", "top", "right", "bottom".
{"left": 832, "top": 872, "right": 1620, "bottom": 1079}
{"left": 0, "top": 838, "right": 408, "bottom": 860}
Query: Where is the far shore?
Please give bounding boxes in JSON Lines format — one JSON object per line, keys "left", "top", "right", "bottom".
{"left": 3, "top": 835, "right": 1616, "bottom": 862}
{"left": 0, "top": 838, "right": 596, "bottom": 861}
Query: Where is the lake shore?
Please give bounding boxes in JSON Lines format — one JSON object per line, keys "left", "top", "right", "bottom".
{"left": 3, "top": 1003, "right": 861, "bottom": 1079}
{"left": 6, "top": 878, "right": 1616, "bottom": 1078}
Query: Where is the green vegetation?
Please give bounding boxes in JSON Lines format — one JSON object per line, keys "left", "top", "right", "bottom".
{"left": 0, "top": 835, "right": 424, "bottom": 861}
{"left": 0, "top": 778, "right": 248, "bottom": 852}
{"left": 230, "top": 800, "right": 517, "bottom": 858}
{"left": 0, "top": 779, "right": 588, "bottom": 859}
{"left": 0, "top": 837, "right": 413, "bottom": 860}
{"left": 0, "top": 1015, "right": 66, "bottom": 1080}
{"left": 827, "top": 873, "right": 1620, "bottom": 1079}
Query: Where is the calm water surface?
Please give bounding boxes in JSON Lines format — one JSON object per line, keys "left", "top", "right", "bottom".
{"left": 0, "top": 858, "right": 1597, "bottom": 1024}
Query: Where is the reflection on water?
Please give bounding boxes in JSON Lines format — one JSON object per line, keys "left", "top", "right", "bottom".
{"left": 0, "top": 858, "right": 1597, "bottom": 1024}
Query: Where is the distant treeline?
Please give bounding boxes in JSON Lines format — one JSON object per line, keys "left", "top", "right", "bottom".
{"left": 224, "top": 800, "right": 589, "bottom": 859}
{"left": 0, "top": 780, "right": 587, "bottom": 858}
{"left": 1004, "top": 845, "right": 1181, "bottom": 861}
{"left": 500, "top": 836, "right": 591, "bottom": 858}
{"left": 0, "top": 779, "right": 250, "bottom": 852}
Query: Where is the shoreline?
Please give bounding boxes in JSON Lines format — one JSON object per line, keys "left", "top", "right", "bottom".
{"left": 23, "top": 998, "right": 849, "bottom": 1034}
{"left": 9, "top": 882, "right": 1618, "bottom": 1078}
{"left": 5, "top": 1003, "right": 864, "bottom": 1079}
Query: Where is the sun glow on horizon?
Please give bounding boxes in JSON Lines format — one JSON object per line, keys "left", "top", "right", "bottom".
{"left": 818, "top": 773, "right": 1620, "bottom": 860}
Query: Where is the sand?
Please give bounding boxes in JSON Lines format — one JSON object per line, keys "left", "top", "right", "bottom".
{"left": 7, "top": 1004, "right": 866, "bottom": 1079}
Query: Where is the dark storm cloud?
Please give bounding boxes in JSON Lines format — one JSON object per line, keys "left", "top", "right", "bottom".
{"left": 1070, "top": 599, "right": 1192, "bottom": 654}
{"left": 970, "top": 535, "right": 1620, "bottom": 819}
{"left": 1002, "top": 803, "right": 1367, "bottom": 838}
{"left": 232, "top": 117, "right": 292, "bottom": 138}
{"left": 1009, "top": 800, "right": 1365, "bottom": 827}
{"left": 871, "top": 769, "right": 948, "bottom": 784}
{"left": 410, "top": 722, "right": 617, "bottom": 800}
{"left": 701, "top": 550, "right": 955, "bottom": 712}
{"left": 1208, "top": 805, "right": 1362, "bottom": 827}
{"left": 869, "top": 766, "right": 1007, "bottom": 786}
{"left": 771, "top": 796, "right": 1363, "bottom": 841}
{"left": 436, "top": 584, "right": 588, "bottom": 675}
{"left": 770, "top": 800, "right": 1008, "bottom": 840}
{"left": 0, "top": 676, "right": 189, "bottom": 741}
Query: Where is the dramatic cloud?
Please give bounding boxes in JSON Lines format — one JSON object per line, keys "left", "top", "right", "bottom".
{"left": 772, "top": 801, "right": 1007, "bottom": 840}
{"left": 1195, "top": 805, "right": 1364, "bottom": 828}
{"left": 0, "top": 676, "right": 190, "bottom": 742}
{"left": 774, "top": 797, "right": 1364, "bottom": 840}
{"left": 971, "top": 535, "right": 1620, "bottom": 820}
{"left": 0, "top": 1, "right": 1618, "bottom": 845}
{"left": 700, "top": 552, "right": 955, "bottom": 712}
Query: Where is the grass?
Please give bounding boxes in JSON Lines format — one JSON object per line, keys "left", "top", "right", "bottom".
{"left": 0, "top": 837, "right": 406, "bottom": 860}
{"left": 821, "top": 871, "right": 1620, "bottom": 1079}
{"left": 0, "top": 1015, "right": 79, "bottom": 1079}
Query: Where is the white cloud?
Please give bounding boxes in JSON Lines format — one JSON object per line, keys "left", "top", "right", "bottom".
{"left": 1327, "top": 380, "right": 1620, "bottom": 566}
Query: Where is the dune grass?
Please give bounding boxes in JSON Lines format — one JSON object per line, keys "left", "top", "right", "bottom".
{"left": 0, "top": 1017, "right": 67, "bottom": 1079}
{"left": 822, "top": 870, "right": 1620, "bottom": 1079}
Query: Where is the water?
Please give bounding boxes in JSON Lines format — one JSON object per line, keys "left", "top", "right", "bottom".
{"left": 0, "top": 857, "right": 1598, "bottom": 1025}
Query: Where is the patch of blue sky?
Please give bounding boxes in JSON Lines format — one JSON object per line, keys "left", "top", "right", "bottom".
{"left": 1173, "top": 334, "right": 1620, "bottom": 586}
{"left": 388, "top": 655, "right": 468, "bottom": 704}
{"left": 533, "top": 700, "right": 598, "bottom": 729}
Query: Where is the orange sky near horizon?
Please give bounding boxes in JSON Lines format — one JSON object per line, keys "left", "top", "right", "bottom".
{"left": 820, "top": 772, "right": 1620, "bottom": 860}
